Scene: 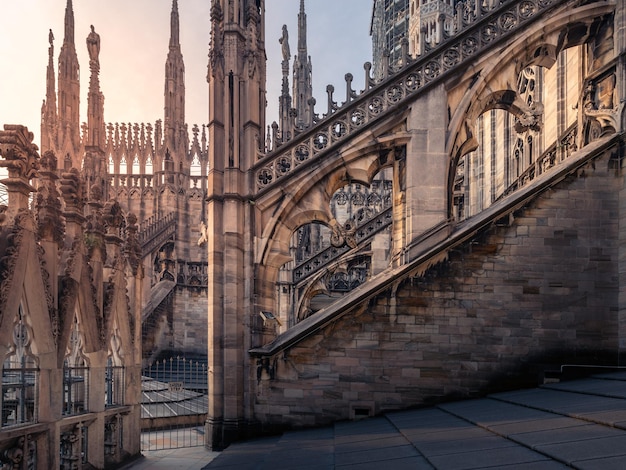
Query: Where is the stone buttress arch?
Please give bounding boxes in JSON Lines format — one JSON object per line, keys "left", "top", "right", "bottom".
{"left": 445, "top": 0, "right": 617, "bottom": 218}
{"left": 292, "top": 250, "right": 376, "bottom": 322}
{"left": 255, "top": 140, "right": 404, "bottom": 317}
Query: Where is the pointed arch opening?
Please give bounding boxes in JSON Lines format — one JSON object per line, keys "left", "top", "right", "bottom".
{"left": 278, "top": 167, "right": 395, "bottom": 326}
{"left": 63, "top": 313, "right": 90, "bottom": 416}
{"left": 145, "top": 156, "right": 154, "bottom": 175}
{"left": 108, "top": 155, "right": 115, "bottom": 176}
{"left": 131, "top": 155, "right": 140, "bottom": 175}
{"left": 105, "top": 328, "right": 125, "bottom": 408}
{"left": 190, "top": 153, "right": 201, "bottom": 188}
{"left": 452, "top": 46, "right": 584, "bottom": 221}
{"left": 2, "top": 304, "right": 39, "bottom": 427}
{"left": 119, "top": 156, "right": 128, "bottom": 175}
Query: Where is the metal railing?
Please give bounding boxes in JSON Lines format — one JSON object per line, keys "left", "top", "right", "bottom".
{"left": 141, "top": 356, "right": 208, "bottom": 450}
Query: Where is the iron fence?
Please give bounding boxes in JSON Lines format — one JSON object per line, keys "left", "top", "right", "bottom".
{"left": 141, "top": 356, "right": 208, "bottom": 450}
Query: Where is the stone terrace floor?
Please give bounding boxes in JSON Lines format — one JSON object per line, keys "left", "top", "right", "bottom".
{"left": 202, "top": 371, "right": 626, "bottom": 469}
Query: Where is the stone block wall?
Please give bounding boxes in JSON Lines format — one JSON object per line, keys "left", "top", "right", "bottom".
{"left": 253, "top": 152, "right": 622, "bottom": 430}
{"left": 172, "top": 286, "right": 209, "bottom": 355}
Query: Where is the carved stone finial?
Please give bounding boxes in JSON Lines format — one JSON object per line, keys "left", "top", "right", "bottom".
{"left": 0, "top": 125, "right": 40, "bottom": 181}
{"left": 103, "top": 200, "right": 124, "bottom": 230}
{"left": 59, "top": 167, "right": 85, "bottom": 214}
{"left": 40, "top": 150, "right": 58, "bottom": 172}
{"left": 0, "top": 125, "right": 40, "bottom": 214}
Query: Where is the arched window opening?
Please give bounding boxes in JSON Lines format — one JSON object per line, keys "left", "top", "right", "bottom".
{"left": 108, "top": 155, "right": 115, "bottom": 174}
{"left": 145, "top": 156, "right": 154, "bottom": 175}
{"left": 119, "top": 156, "right": 127, "bottom": 175}
{"left": 287, "top": 166, "right": 394, "bottom": 326}
{"left": 190, "top": 154, "right": 202, "bottom": 188}
{"left": 63, "top": 314, "right": 89, "bottom": 416}
{"left": 2, "top": 304, "right": 39, "bottom": 427}
{"left": 105, "top": 331, "right": 125, "bottom": 408}
{"left": 132, "top": 156, "right": 140, "bottom": 175}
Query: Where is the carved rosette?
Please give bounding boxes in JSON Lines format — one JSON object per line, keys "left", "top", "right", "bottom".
{"left": 513, "top": 101, "right": 544, "bottom": 134}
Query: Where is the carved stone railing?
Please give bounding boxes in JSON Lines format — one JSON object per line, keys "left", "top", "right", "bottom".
{"left": 254, "top": 0, "right": 569, "bottom": 194}
{"left": 293, "top": 206, "right": 393, "bottom": 284}
{"left": 139, "top": 212, "right": 177, "bottom": 257}
{"left": 503, "top": 124, "right": 578, "bottom": 197}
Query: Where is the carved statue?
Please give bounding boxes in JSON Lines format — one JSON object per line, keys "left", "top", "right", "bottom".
{"left": 86, "top": 25, "right": 100, "bottom": 67}
{"left": 198, "top": 221, "right": 208, "bottom": 246}
{"left": 279, "top": 25, "right": 290, "bottom": 62}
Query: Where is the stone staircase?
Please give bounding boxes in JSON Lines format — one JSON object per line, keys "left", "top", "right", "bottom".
{"left": 204, "top": 372, "right": 626, "bottom": 469}
{"left": 139, "top": 212, "right": 177, "bottom": 258}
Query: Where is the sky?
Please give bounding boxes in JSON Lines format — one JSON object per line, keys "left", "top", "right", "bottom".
{"left": 0, "top": 0, "right": 373, "bottom": 146}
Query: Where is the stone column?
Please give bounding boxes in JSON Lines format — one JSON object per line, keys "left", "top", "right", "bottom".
{"left": 400, "top": 85, "right": 449, "bottom": 259}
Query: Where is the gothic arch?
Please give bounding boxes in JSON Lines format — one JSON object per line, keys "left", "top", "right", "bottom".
{"left": 257, "top": 140, "right": 402, "bottom": 274}
{"left": 103, "top": 266, "right": 134, "bottom": 351}
{"left": 446, "top": 0, "right": 616, "bottom": 218}
{"left": 258, "top": 160, "right": 396, "bottom": 326}
{"left": 0, "top": 218, "right": 56, "bottom": 364}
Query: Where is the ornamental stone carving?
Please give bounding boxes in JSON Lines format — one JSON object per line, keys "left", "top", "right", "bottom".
{"left": 0, "top": 125, "right": 40, "bottom": 181}
{"left": 255, "top": 0, "right": 560, "bottom": 193}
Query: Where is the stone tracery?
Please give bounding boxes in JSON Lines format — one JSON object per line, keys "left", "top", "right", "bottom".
{"left": 283, "top": 167, "right": 394, "bottom": 324}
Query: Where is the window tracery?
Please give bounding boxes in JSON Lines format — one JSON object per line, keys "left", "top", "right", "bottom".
{"left": 285, "top": 168, "right": 394, "bottom": 323}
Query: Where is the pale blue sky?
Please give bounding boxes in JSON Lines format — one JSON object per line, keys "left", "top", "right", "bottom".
{"left": 0, "top": 0, "right": 372, "bottom": 143}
